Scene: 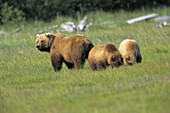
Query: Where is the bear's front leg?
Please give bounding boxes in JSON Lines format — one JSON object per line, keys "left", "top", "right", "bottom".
{"left": 51, "top": 53, "right": 63, "bottom": 72}
{"left": 88, "top": 61, "right": 97, "bottom": 71}
{"left": 137, "top": 55, "right": 142, "bottom": 63}
{"left": 96, "top": 62, "right": 106, "bottom": 70}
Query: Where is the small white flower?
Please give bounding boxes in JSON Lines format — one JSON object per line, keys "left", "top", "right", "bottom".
{"left": 18, "top": 51, "right": 23, "bottom": 54}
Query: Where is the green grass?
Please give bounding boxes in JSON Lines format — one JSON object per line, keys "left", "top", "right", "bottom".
{"left": 0, "top": 7, "right": 170, "bottom": 113}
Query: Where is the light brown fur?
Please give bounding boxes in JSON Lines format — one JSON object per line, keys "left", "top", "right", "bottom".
{"left": 88, "top": 44, "right": 123, "bottom": 71}
{"left": 36, "top": 33, "right": 94, "bottom": 71}
{"left": 119, "top": 39, "right": 142, "bottom": 66}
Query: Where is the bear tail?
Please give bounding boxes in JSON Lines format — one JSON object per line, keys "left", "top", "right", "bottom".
{"left": 82, "top": 36, "right": 94, "bottom": 58}
{"left": 86, "top": 43, "right": 94, "bottom": 58}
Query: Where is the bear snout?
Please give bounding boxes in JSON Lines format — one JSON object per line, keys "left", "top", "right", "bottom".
{"left": 112, "top": 61, "right": 123, "bottom": 68}
{"left": 36, "top": 45, "right": 40, "bottom": 49}
{"left": 115, "top": 61, "right": 123, "bottom": 67}
{"left": 118, "top": 61, "right": 123, "bottom": 66}
{"left": 128, "top": 63, "right": 133, "bottom": 66}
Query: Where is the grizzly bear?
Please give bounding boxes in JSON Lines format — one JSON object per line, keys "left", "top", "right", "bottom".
{"left": 88, "top": 44, "right": 123, "bottom": 71}
{"left": 36, "top": 33, "right": 94, "bottom": 71}
{"left": 118, "top": 39, "right": 142, "bottom": 66}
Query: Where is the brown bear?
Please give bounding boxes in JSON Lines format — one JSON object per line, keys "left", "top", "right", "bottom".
{"left": 88, "top": 44, "right": 123, "bottom": 71}
{"left": 118, "top": 39, "right": 142, "bottom": 66}
{"left": 36, "top": 33, "right": 94, "bottom": 72}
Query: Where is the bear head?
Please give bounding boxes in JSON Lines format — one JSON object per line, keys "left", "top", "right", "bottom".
{"left": 106, "top": 44, "right": 123, "bottom": 68}
{"left": 108, "top": 52, "right": 123, "bottom": 69}
{"left": 36, "top": 33, "right": 55, "bottom": 52}
{"left": 123, "top": 53, "right": 136, "bottom": 66}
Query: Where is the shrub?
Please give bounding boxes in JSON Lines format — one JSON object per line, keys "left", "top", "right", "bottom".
{"left": 0, "top": 0, "right": 169, "bottom": 23}
{"left": 0, "top": 3, "right": 25, "bottom": 24}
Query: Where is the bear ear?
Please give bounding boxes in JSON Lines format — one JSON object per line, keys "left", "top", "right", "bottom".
{"left": 36, "top": 34, "right": 40, "bottom": 38}
{"left": 45, "top": 33, "right": 53, "bottom": 38}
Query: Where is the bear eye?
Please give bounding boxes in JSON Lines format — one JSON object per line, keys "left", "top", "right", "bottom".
{"left": 127, "top": 57, "right": 130, "bottom": 60}
{"left": 41, "top": 40, "right": 44, "bottom": 43}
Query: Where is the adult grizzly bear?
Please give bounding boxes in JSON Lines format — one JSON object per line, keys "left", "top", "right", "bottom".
{"left": 119, "top": 39, "right": 142, "bottom": 66}
{"left": 36, "top": 33, "right": 93, "bottom": 71}
{"left": 88, "top": 44, "right": 123, "bottom": 71}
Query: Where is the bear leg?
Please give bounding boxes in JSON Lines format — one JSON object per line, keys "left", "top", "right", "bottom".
{"left": 137, "top": 55, "right": 142, "bottom": 63}
{"left": 64, "top": 61, "right": 74, "bottom": 69}
{"left": 73, "top": 59, "right": 84, "bottom": 69}
{"left": 52, "top": 60, "right": 63, "bottom": 72}
{"left": 89, "top": 63, "right": 97, "bottom": 71}
{"left": 96, "top": 63, "right": 106, "bottom": 70}
{"left": 51, "top": 54, "right": 63, "bottom": 72}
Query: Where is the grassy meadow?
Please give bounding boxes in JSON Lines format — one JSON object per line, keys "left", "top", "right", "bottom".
{"left": 0, "top": 7, "right": 170, "bottom": 113}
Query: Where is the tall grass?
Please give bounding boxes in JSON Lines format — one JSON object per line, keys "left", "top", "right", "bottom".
{"left": 0, "top": 7, "right": 170, "bottom": 113}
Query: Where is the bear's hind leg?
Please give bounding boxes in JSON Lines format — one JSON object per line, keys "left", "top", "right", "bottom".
{"left": 73, "top": 59, "right": 84, "bottom": 69}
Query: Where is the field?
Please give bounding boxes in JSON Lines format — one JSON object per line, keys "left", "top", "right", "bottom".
{"left": 0, "top": 7, "right": 170, "bottom": 113}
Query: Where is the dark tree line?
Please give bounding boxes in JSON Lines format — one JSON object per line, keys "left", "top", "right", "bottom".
{"left": 0, "top": 0, "right": 169, "bottom": 24}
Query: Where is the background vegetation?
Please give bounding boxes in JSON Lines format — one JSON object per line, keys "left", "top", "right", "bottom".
{"left": 0, "top": 0, "right": 170, "bottom": 23}
{"left": 0, "top": 6, "right": 170, "bottom": 113}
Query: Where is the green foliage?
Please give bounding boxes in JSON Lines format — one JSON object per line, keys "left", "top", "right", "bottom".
{"left": 0, "top": 3, "right": 25, "bottom": 24}
{"left": 0, "top": 7, "right": 170, "bottom": 113}
{"left": 0, "top": 0, "right": 169, "bottom": 23}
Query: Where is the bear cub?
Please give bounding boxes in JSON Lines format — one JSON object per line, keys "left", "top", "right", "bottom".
{"left": 119, "top": 39, "right": 142, "bottom": 66}
{"left": 88, "top": 44, "right": 123, "bottom": 71}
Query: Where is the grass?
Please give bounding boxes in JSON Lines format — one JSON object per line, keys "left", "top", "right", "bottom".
{"left": 0, "top": 7, "right": 170, "bottom": 113}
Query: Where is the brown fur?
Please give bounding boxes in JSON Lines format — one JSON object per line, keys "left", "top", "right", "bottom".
{"left": 36, "top": 33, "right": 94, "bottom": 71}
{"left": 88, "top": 44, "right": 123, "bottom": 71}
{"left": 119, "top": 39, "right": 142, "bottom": 66}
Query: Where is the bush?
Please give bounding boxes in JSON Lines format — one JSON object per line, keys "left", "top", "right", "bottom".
{"left": 0, "top": 0, "right": 169, "bottom": 23}
{"left": 0, "top": 3, "right": 25, "bottom": 24}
